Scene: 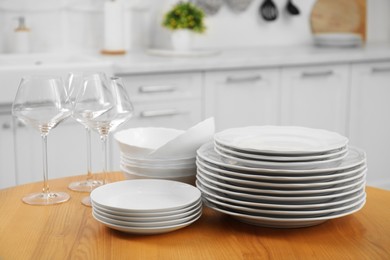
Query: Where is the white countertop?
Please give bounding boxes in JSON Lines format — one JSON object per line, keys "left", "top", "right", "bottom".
{"left": 1, "top": 43, "right": 390, "bottom": 75}
{"left": 109, "top": 43, "right": 390, "bottom": 74}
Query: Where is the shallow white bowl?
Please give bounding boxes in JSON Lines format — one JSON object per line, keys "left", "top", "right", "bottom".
{"left": 120, "top": 162, "right": 196, "bottom": 177}
{"left": 114, "top": 127, "right": 184, "bottom": 157}
{"left": 122, "top": 168, "right": 196, "bottom": 185}
{"left": 121, "top": 152, "right": 196, "bottom": 166}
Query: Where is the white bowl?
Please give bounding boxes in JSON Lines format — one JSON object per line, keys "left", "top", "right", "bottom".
{"left": 114, "top": 127, "right": 184, "bottom": 157}
{"left": 121, "top": 159, "right": 196, "bottom": 169}
{"left": 147, "top": 118, "right": 215, "bottom": 159}
{"left": 120, "top": 153, "right": 196, "bottom": 167}
{"left": 122, "top": 170, "right": 196, "bottom": 186}
{"left": 120, "top": 163, "right": 196, "bottom": 178}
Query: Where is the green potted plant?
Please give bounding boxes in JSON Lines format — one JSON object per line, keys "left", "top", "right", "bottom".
{"left": 162, "top": 1, "right": 206, "bottom": 51}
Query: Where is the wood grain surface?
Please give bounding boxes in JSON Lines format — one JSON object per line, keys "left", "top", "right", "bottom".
{"left": 0, "top": 172, "right": 389, "bottom": 259}
{"left": 311, "top": 0, "right": 366, "bottom": 41}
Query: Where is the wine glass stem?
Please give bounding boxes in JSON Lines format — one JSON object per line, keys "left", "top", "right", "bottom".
{"left": 101, "top": 134, "right": 109, "bottom": 184}
{"left": 41, "top": 134, "right": 50, "bottom": 195}
{"left": 86, "top": 127, "right": 92, "bottom": 181}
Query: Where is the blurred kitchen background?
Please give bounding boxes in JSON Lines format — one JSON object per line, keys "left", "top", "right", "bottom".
{"left": 1, "top": 0, "right": 390, "bottom": 191}
{"left": 0, "top": 0, "right": 389, "bottom": 52}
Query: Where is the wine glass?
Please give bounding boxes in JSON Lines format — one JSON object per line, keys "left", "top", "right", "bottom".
{"left": 72, "top": 73, "right": 116, "bottom": 206}
{"left": 67, "top": 72, "right": 106, "bottom": 192}
{"left": 82, "top": 76, "right": 134, "bottom": 206}
{"left": 12, "top": 75, "right": 71, "bottom": 205}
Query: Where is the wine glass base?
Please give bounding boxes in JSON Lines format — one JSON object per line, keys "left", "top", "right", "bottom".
{"left": 68, "top": 180, "right": 103, "bottom": 192}
{"left": 81, "top": 196, "right": 92, "bottom": 207}
{"left": 22, "top": 192, "right": 70, "bottom": 205}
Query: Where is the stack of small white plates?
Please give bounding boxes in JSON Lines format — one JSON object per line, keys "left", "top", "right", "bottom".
{"left": 196, "top": 126, "right": 367, "bottom": 228}
{"left": 313, "top": 33, "right": 363, "bottom": 48}
{"left": 91, "top": 180, "right": 202, "bottom": 234}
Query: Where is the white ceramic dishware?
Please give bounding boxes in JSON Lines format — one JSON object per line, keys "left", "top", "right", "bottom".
{"left": 90, "top": 179, "right": 201, "bottom": 212}
{"left": 214, "top": 126, "right": 348, "bottom": 155}
{"left": 114, "top": 127, "right": 184, "bottom": 157}
{"left": 91, "top": 179, "right": 202, "bottom": 234}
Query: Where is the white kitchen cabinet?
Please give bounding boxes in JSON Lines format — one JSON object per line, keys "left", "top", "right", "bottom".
{"left": 349, "top": 61, "right": 390, "bottom": 189}
{"left": 0, "top": 108, "right": 16, "bottom": 189}
{"left": 280, "top": 64, "right": 350, "bottom": 135}
{"left": 13, "top": 117, "right": 103, "bottom": 185}
{"left": 111, "top": 71, "right": 204, "bottom": 170}
{"left": 204, "top": 68, "right": 281, "bottom": 131}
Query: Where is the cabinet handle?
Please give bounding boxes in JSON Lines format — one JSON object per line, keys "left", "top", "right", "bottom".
{"left": 2, "top": 122, "right": 10, "bottom": 129}
{"left": 139, "top": 85, "right": 176, "bottom": 93}
{"left": 301, "top": 70, "right": 333, "bottom": 78}
{"left": 226, "top": 75, "right": 262, "bottom": 83}
{"left": 140, "top": 109, "right": 180, "bottom": 118}
{"left": 371, "top": 67, "right": 390, "bottom": 73}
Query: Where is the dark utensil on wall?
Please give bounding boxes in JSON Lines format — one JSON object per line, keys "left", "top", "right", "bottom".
{"left": 259, "top": 0, "right": 278, "bottom": 21}
{"left": 286, "top": 0, "right": 300, "bottom": 15}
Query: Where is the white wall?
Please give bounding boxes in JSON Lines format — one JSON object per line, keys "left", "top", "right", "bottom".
{"left": 0, "top": 0, "right": 389, "bottom": 53}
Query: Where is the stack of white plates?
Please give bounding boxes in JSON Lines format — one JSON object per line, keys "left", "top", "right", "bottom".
{"left": 313, "top": 33, "right": 363, "bottom": 47}
{"left": 91, "top": 180, "right": 202, "bottom": 234}
{"left": 196, "top": 126, "right": 367, "bottom": 228}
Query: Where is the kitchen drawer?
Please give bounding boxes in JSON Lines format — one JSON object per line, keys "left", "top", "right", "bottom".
{"left": 116, "top": 72, "right": 202, "bottom": 102}
{"left": 122, "top": 99, "right": 203, "bottom": 129}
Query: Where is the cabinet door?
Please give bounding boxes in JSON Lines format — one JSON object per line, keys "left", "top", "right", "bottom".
{"left": 14, "top": 118, "right": 103, "bottom": 185}
{"left": 204, "top": 68, "right": 281, "bottom": 131}
{"left": 0, "top": 112, "right": 16, "bottom": 189}
{"left": 281, "top": 64, "right": 349, "bottom": 135}
{"left": 350, "top": 62, "right": 390, "bottom": 189}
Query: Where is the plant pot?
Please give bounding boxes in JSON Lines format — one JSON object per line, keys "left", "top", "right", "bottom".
{"left": 171, "top": 30, "right": 193, "bottom": 51}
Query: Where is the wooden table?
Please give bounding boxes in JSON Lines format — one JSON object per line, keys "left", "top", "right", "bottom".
{"left": 0, "top": 173, "right": 389, "bottom": 259}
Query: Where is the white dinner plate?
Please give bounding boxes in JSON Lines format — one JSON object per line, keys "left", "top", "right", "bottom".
{"left": 90, "top": 179, "right": 201, "bottom": 213}
{"left": 203, "top": 199, "right": 365, "bottom": 228}
{"left": 214, "top": 145, "right": 348, "bottom": 170}
{"left": 196, "top": 159, "right": 367, "bottom": 183}
{"left": 93, "top": 211, "right": 202, "bottom": 234}
{"left": 93, "top": 202, "right": 202, "bottom": 222}
{"left": 92, "top": 198, "right": 201, "bottom": 217}
{"left": 214, "top": 142, "right": 348, "bottom": 162}
{"left": 196, "top": 163, "right": 367, "bottom": 190}
{"left": 214, "top": 126, "right": 348, "bottom": 155}
{"left": 201, "top": 192, "right": 365, "bottom": 217}
{"left": 197, "top": 142, "right": 366, "bottom": 175}
{"left": 197, "top": 170, "right": 366, "bottom": 196}
{"left": 197, "top": 180, "right": 366, "bottom": 210}
{"left": 196, "top": 175, "right": 366, "bottom": 204}
{"left": 93, "top": 206, "right": 201, "bottom": 227}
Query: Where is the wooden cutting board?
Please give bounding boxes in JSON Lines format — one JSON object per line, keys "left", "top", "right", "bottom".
{"left": 310, "top": 0, "right": 366, "bottom": 41}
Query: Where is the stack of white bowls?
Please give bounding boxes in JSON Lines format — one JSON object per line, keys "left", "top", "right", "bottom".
{"left": 91, "top": 180, "right": 202, "bottom": 234}
{"left": 114, "top": 118, "right": 215, "bottom": 185}
{"left": 197, "top": 126, "right": 367, "bottom": 228}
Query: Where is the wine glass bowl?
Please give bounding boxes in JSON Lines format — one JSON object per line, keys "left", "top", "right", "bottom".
{"left": 12, "top": 75, "right": 71, "bottom": 205}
